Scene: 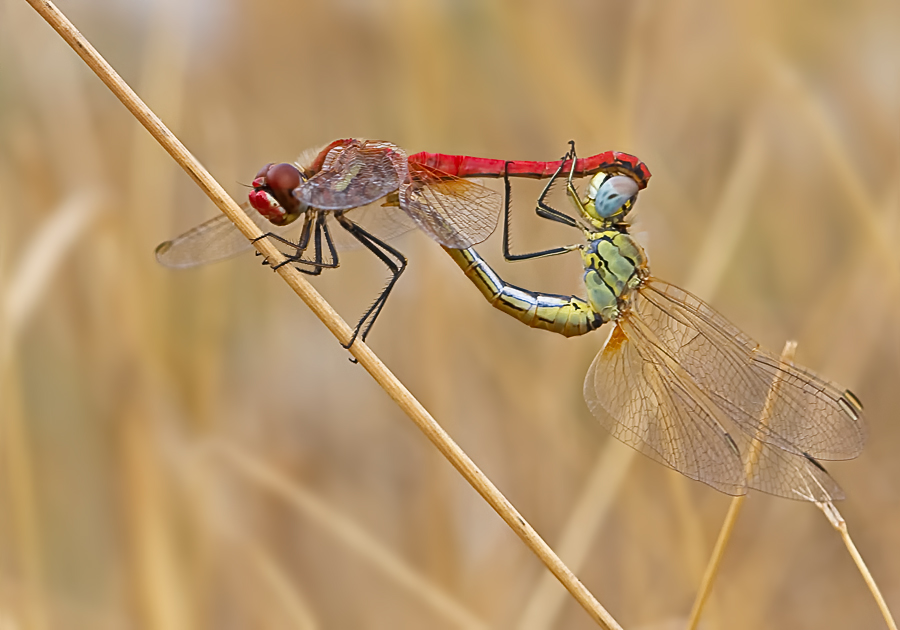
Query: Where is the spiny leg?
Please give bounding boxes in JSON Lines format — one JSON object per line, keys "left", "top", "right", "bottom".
{"left": 535, "top": 147, "right": 580, "bottom": 227}
{"left": 349, "top": 229, "right": 406, "bottom": 345}
{"left": 318, "top": 212, "right": 339, "bottom": 269}
{"left": 502, "top": 159, "right": 581, "bottom": 262}
{"left": 291, "top": 213, "right": 327, "bottom": 276}
{"left": 254, "top": 211, "right": 315, "bottom": 267}
{"left": 334, "top": 213, "right": 407, "bottom": 349}
{"left": 271, "top": 212, "right": 340, "bottom": 274}
{"left": 564, "top": 140, "right": 592, "bottom": 217}
{"left": 336, "top": 215, "right": 406, "bottom": 348}
{"left": 291, "top": 212, "right": 341, "bottom": 276}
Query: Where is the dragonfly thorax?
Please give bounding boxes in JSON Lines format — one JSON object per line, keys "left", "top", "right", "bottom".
{"left": 581, "top": 229, "right": 649, "bottom": 323}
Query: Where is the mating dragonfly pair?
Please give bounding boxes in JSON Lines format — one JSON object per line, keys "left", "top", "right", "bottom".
{"left": 157, "top": 139, "right": 866, "bottom": 502}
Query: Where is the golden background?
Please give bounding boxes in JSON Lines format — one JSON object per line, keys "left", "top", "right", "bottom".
{"left": 0, "top": 0, "right": 897, "bottom": 628}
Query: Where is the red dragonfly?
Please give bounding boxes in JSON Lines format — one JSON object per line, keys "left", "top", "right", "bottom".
{"left": 156, "top": 138, "right": 645, "bottom": 344}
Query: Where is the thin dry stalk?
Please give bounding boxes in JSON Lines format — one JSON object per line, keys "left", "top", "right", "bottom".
{"left": 22, "top": 1, "right": 621, "bottom": 627}
{"left": 245, "top": 543, "right": 320, "bottom": 630}
{"left": 515, "top": 438, "right": 634, "bottom": 630}
{"left": 1, "top": 365, "right": 48, "bottom": 630}
{"left": 0, "top": 190, "right": 101, "bottom": 630}
{"left": 2, "top": 190, "right": 101, "bottom": 348}
{"left": 686, "top": 340, "right": 797, "bottom": 630}
{"left": 213, "top": 442, "right": 489, "bottom": 630}
{"left": 759, "top": 48, "right": 900, "bottom": 290}
{"left": 120, "top": 405, "right": 191, "bottom": 630}
{"left": 816, "top": 502, "right": 897, "bottom": 630}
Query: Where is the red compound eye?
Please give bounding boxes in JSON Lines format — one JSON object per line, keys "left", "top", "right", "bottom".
{"left": 255, "top": 163, "right": 274, "bottom": 179}
{"left": 266, "top": 163, "right": 302, "bottom": 195}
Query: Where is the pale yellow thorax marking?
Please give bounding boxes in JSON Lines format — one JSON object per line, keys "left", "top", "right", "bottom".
{"left": 333, "top": 162, "right": 364, "bottom": 192}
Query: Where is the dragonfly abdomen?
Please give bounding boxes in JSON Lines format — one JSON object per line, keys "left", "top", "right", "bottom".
{"left": 446, "top": 247, "right": 603, "bottom": 338}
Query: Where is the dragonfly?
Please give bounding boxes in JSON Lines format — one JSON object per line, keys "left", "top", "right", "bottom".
{"left": 157, "top": 138, "right": 505, "bottom": 345}
{"left": 445, "top": 142, "right": 866, "bottom": 501}
{"left": 156, "top": 138, "right": 638, "bottom": 345}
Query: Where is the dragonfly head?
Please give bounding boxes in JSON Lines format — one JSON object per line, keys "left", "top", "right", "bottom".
{"left": 582, "top": 174, "right": 640, "bottom": 226}
{"left": 249, "top": 163, "right": 308, "bottom": 226}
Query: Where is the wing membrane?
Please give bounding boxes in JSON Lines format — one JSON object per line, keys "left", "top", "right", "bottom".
{"left": 294, "top": 140, "right": 406, "bottom": 210}
{"left": 399, "top": 165, "right": 501, "bottom": 248}
{"left": 585, "top": 317, "right": 845, "bottom": 501}
{"left": 155, "top": 202, "right": 300, "bottom": 268}
{"left": 637, "top": 280, "right": 866, "bottom": 460}
{"left": 156, "top": 198, "right": 422, "bottom": 269}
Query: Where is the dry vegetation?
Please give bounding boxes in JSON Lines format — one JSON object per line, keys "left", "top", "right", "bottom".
{"left": 0, "top": 0, "right": 898, "bottom": 628}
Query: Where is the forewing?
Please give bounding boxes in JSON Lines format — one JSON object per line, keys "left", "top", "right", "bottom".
{"left": 637, "top": 280, "right": 866, "bottom": 461}
{"left": 155, "top": 202, "right": 300, "bottom": 268}
{"left": 294, "top": 141, "right": 406, "bottom": 210}
{"left": 586, "top": 318, "right": 845, "bottom": 501}
{"left": 398, "top": 164, "right": 501, "bottom": 248}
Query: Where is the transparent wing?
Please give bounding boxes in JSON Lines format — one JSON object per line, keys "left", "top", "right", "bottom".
{"left": 155, "top": 202, "right": 301, "bottom": 268}
{"left": 585, "top": 319, "right": 845, "bottom": 501}
{"left": 585, "top": 323, "right": 749, "bottom": 496}
{"left": 329, "top": 199, "right": 419, "bottom": 251}
{"left": 398, "top": 164, "right": 502, "bottom": 248}
{"left": 294, "top": 140, "right": 406, "bottom": 210}
{"left": 637, "top": 279, "right": 866, "bottom": 460}
{"left": 155, "top": 199, "right": 421, "bottom": 269}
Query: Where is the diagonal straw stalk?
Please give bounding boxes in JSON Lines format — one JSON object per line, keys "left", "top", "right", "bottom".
{"left": 686, "top": 340, "right": 797, "bottom": 630}
{"left": 687, "top": 341, "right": 898, "bottom": 630}
{"left": 815, "top": 502, "right": 897, "bottom": 630}
{"left": 21, "top": 1, "right": 622, "bottom": 627}
{"left": 210, "top": 442, "right": 491, "bottom": 630}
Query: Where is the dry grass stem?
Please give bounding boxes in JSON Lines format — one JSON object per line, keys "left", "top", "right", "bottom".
{"left": 759, "top": 48, "right": 900, "bottom": 289}
{"left": 1, "top": 365, "right": 49, "bottom": 630}
{"left": 816, "top": 502, "right": 897, "bottom": 630}
{"left": 2, "top": 190, "right": 102, "bottom": 347}
{"left": 515, "top": 438, "right": 634, "bottom": 630}
{"left": 121, "top": 406, "right": 191, "bottom": 630}
{"left": 1, "top": 189, "right": 102, "bottom": 630}
{"left": 686, "top": 340, "right": 797, "bottom": 630}
{"left": 245, "top": 544, "right": 321, "bottom": 630}
{"left": 213, "top": 442, "right": 489, "bottom": 630}
{"left": 23, "top": 1, "right": 622, "bottom": 627}
{"left": 683, "top": 116, "right": 766, "bottom": 297}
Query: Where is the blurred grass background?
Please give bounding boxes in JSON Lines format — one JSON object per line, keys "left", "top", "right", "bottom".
{"left": 0, "top": 0, "right": 898, "bottom": 628}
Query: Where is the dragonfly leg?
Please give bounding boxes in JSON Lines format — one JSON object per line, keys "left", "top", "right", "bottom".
{"left": 334, "top": 213, "right": 408, "bottom": 350}
{"left": 564, "top": 141, "right": 590, "bottom": 217}
{"left": 314, "top": 211, "right": 340, "bottom": 269}
{"left": 259, "top": 211, "right": 315, "bottom": 269}
{"left": 502, "top": 161, "right": 581, "bottom": 262}
{"left": 291, "top": 212, "right": 342, "bottom": 276}
{"left": 271, "top": 212, "right": 341, "bottom": 274}
{"left": 533, "top": 148, "right": 580, "bottom": 228}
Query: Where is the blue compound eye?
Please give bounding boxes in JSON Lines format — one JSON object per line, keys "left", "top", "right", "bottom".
{"left": 593, "top": 175, "right": 640, "bottom": 219}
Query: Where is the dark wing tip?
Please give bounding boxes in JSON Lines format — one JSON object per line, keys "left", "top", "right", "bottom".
{"left": 155, "top": 240, "right": 173, "bottom": 260}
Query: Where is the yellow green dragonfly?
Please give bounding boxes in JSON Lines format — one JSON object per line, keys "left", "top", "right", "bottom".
{"left": 446, "top": 142, "right": 866, "bottom": 501}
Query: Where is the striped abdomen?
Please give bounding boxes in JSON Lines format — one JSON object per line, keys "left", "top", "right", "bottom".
{"left": 445, "top": 247, "right": 604, "bottom": 338}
